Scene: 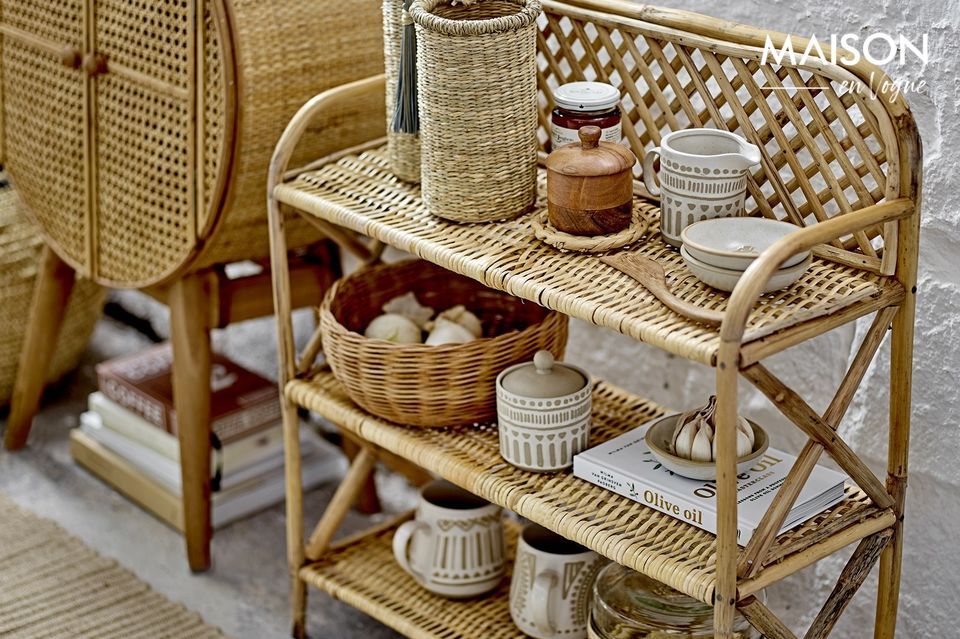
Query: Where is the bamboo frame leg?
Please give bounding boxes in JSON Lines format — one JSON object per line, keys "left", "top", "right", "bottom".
{"left": 875, "top": 209, "right": 919, "bottom": 639}
{"left": 280, "top": 397, "right": 308, "bottom": 639}
{"left": 169, "top": 272, "right": 213, "bottom": 572}
{"left": 4, "top": 247, "right": 76, "bottom": 450}
{"left": 714, "top": 342, "right": 740, "bottom": 639}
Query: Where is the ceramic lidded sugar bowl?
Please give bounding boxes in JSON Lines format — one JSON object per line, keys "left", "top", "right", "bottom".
{"left": 496, "top": 350, "right": 592, "bottom": 472}
{"left": 546, "top": 126, "right": 637, "bottom": 236}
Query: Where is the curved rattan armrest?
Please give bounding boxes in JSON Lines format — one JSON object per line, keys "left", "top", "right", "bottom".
{"left": 268, "top": 74, "right": 386, "bottom": 192}
{"left": 719, "top": 199, "right": 916, "bottom": 346}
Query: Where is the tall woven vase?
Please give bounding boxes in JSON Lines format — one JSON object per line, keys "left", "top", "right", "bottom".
{"left": 384, "top": 0, "right": 422, "bottom": 182}
{"left": 411, "top": 0, "right": 541, "bottom": 222}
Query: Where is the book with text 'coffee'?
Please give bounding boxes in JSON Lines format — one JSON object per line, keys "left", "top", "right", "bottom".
{"left": 95, "top": 343, "right": 280, "bottom": 443}
{"left": 572, "top": 416, "right": 847, "bottom": 545}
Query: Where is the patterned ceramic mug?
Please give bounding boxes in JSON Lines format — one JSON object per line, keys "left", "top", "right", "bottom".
{"left": 392, "top": 480, "right": 506, "bottom": 598}
{"left": 642, "top": 129, "right": 761, "bottom": 247}
{"left": 510, "top": 523, "right": 606, "bottom": 639}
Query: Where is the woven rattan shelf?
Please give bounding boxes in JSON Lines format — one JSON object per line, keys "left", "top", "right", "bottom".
{"left": 290, "top": 371, "right": 894, "bottom": 605}
{"left": 275, "top": 148, "right": 904, "bottom": 366}
{"left": 302, "top": 515, "right": 523, "bottom": 639}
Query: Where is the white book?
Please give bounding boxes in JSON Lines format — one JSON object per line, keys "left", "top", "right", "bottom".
{"left": 211, "top": 443, "right": 346, "bottom": 528}
{"left": 79, "top": 411, "right": 316, "bottom": 494}
{"left": 88, "top": 392, "right": 285, "bottom": 474}
{"left": 573, "top": 416, "right": 848, "bottom": 545}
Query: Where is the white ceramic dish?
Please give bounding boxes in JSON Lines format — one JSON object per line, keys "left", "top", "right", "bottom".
{"left": 680, "top": 245, "right": 812, "bottom": 293}
{"left": 681, "top": 217, "right": 809, "bottom": 270}
{"left": 644, "top": 413, "right": 769, "bottom": 481}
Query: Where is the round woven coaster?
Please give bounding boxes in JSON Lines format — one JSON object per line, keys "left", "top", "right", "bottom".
{"left": 532, "top": 204, "right": 651, "bottom": 253}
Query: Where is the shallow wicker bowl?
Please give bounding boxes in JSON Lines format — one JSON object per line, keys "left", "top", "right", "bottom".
{"left": 320, "top": 259, "right": 568, "bottom": 427}
{"left": 644, "top": 413, "right": 769, "bottom": 480}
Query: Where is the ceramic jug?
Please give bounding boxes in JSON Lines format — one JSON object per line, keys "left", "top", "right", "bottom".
{"left": 642, "top": 129, "right": 761, "bottom": 247}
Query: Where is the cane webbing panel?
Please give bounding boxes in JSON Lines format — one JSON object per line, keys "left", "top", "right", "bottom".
{"left": 276, "top": 147, "right": 902, "bottom": 365}
{"left": 289, "top": 372, "right": 891, "bottom": 605}
{"left": 0, "top": 0, "right": 83, "bottom": 48}
{"left": 1, "top": 40, "right": 88, "bottom": 270}
{"left": 302, "top": 517, "right": 523, "bottom": 639}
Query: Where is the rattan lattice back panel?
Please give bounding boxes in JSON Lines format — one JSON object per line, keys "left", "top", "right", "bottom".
{"left": 0, "top": 0, "right": 384, "bottom": 287}
{"left": 537, "top": 1, "right": 897, "bottom": 259}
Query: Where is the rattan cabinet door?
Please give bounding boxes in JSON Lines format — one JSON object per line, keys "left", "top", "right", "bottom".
{"left": 0, "top": 0, "right": 90, "bottom": 276}
{"left": 92, "top": 0, "right": 197, "bottom": 286}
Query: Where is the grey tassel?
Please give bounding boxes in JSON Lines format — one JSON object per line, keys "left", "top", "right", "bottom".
{"left": 391, "top": 0, "right": 419, "bottom": 135}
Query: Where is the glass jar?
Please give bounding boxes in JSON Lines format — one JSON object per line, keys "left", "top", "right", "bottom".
{"left": 551, "top": 81, "right": 622, "bottom": 149}
{"left": 590, "top": 564, "right": 761, "bottom": 639}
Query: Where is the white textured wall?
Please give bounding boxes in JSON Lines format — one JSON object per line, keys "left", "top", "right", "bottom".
{"left": 565, "top": 0, "right": 959, "bottom": 636}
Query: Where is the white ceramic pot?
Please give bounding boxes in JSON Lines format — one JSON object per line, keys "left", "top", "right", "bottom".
{"left": 392, "top": 480, "right": 506, "bottom": 598}
{"left": 496, "top": 351, "right": 592, "bottom": 472}
{"left": 510, "top": 524, "right": 606, "bottom": 639}
{"left": 642, "top": 129, "right": 761, "bottom": 247}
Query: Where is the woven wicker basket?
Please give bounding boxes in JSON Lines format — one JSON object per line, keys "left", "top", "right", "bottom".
{"left": 411, "top": 0, "right": 541, "bottom": 223}
{"left": 383, "top": 0, "right": 421, "bottom": 183}
{"left": 0, "top": 181, "right": 105, "bottom": 405}
{"left": 320, "top": 259, "right": 568, "bottom": 427}
{"left": 0, "top": 0, "right": 384, "bottom": 288}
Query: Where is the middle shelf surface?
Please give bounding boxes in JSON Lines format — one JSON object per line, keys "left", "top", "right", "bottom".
{"left": 289, "top": 371, "right": 894, "bottom": 605}
{"left": 275, "top": 145, "right": 904, "bottom": 366}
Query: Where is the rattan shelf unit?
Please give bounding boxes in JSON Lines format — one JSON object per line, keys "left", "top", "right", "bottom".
{"left": 265, "top": 0, "right": 921, "bottom": 637}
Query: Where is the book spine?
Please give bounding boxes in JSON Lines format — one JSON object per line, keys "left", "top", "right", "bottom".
{"left": 98, "top": 371, "right": 171, "bottom": 433}
{"left": 573, "top": 455, "right": 755, "bottom": 544}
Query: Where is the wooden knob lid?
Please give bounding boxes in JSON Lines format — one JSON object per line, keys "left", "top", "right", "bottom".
{"left": 545, "top": 126, "right": 636, "bottom": 177}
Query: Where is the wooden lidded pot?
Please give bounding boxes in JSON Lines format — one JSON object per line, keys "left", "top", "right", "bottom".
{"left": 546, "top": 126, "right": 637, "bottom": 236}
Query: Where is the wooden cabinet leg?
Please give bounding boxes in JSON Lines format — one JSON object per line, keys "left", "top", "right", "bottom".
{"left": 342, "top": 436, "right": 381, "bottom": 514}
{"left": 5, "top": 247, "right": 76, "bottom": 450}
{"left": 169, "top": 273, "right": 213, "bottom": 572}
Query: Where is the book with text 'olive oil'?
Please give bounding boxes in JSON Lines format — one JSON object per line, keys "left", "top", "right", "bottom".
{"left": 572, "top": 416, "right": 847, "bottom": 545}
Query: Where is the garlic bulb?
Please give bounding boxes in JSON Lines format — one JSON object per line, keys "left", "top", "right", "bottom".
{"left": 430, "top": 305, "right": 483, "bottom": 338}
{"left": 365, "top": 313, "right": 422, "bottom": 344}
{"left": 425, "top": 317, "right": 476, "bottom": 345}
{"left": 670, "top": 395, "right": 756, "bottom": 462}
{"left": 382, "top": 292, "right": 434, "bottom": 328}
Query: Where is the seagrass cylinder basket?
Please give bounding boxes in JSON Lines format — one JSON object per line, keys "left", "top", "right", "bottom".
{"left": 320, "top": 259, "right": 569, "bottom": 427}
{"left": 0, "top": 0, "right": 385, "bottom": 289}
{"left": 410, "top": 0, "right": 540, "bottom": 222}
{"left": 0, "top": 178, "right": 105, "bottom": 404}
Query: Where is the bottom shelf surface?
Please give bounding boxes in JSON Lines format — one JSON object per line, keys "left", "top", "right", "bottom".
{"left": 302, "top": 516, "right": 525, "bottom": 639}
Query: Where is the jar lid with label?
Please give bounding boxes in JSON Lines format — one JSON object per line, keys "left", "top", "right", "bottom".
{"left": 499, "top": 350, "right": 588, "bottom": 399}
{"left": 553, "top": 81, "right": 621, "bottom": 112}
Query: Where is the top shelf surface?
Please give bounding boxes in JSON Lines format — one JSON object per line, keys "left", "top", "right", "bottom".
{"left": 275, "top": 145, "right": 903, "bottom": 366}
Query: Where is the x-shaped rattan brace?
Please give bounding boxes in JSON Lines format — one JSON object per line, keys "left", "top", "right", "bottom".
{"left": 305, "top": 445, "right": 378, "bottom": 561}
{"left": 736, "top": 529, "right": 891, "bottom": 639}
{"left": 737, "top": 306, "right": 899, "bottom": 578}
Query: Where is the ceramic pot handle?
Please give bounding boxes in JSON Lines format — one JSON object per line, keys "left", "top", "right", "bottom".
{"left": 392, "top": 520, "right": 429, "bottom": 581}
{"left": 642, "top": 147, "right": 661, "bottom": 197}
{"left": 532, "top": 570, "right": 558, "bottom": 636}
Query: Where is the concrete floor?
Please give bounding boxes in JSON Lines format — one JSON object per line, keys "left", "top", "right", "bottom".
{"left": 0, "top": 311, "right": 414, "bottom": 639}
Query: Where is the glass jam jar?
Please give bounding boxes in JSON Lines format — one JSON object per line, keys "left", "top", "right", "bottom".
{"left": 589, "top": 564, "right": 761, "bottom": 639}
{"left": 551, "top": 82, "right": 622, "bottom": 149}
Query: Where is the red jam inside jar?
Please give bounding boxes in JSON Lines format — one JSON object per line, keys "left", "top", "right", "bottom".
{"left": 550, "top": 81, "right": 622, "bottom": 150}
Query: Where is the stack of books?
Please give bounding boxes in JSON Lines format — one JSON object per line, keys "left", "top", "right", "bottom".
{"left": 71, "top": 344, "right": 345, "bottom": 531}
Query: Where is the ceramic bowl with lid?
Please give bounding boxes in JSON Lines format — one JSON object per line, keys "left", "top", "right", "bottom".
{"left": 496, "top": 350, "right": 592, "bottom": 472}
{"left": 680, "top": 217, "right": 809, "bottom": 271}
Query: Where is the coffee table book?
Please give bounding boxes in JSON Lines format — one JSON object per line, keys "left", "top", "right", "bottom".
{"left": 95, "top": 343, "right": 281, "bottom": 442}
{"left": 70, "top": 429, "right": 345, "bottom": 530}
{"left": 572, "top": 417, "right": 847, "bottom": 545}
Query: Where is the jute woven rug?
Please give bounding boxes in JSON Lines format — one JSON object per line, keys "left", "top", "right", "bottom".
{"left": 0, "top": 493, "right": 227, "bottom": 638}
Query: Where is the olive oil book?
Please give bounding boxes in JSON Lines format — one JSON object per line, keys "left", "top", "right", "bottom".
{"left": 572, "top": 416, "right": 847, "bottom": 545}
